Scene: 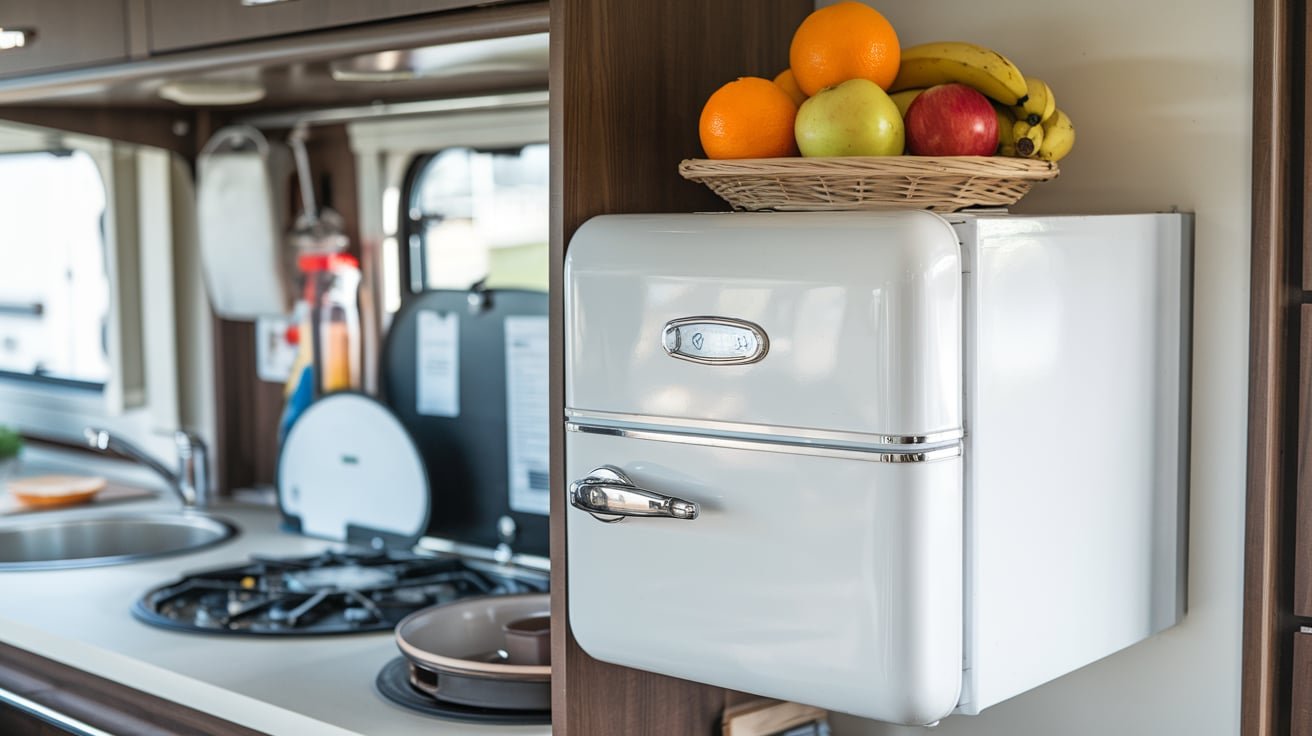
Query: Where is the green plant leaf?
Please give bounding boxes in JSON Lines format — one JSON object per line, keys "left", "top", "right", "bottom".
{"left": 0, "top": 426, "right": 23, "bottom": 460}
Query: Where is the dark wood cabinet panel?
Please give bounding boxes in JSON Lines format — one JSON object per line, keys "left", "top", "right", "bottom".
{"left": 1243, "top": 0, "right": 1299, "bottom": 731}
{"left": 1299, "top": 306, "right": 1312, "bottom": 617}
{"left": 1295, "top": 632, "right": 1312, "bottom": 736}
{"left": 1305, "top": 4, "right": 1312, "bottom": 295}
{"left": 0, "top": 705, "right": 72, "bottom": 736}
{"left": 547, "top": 1, "right": 810, "bottom": 734}
{"left": 0, "top": 643, "right": 263, "bottom": 736}
{"left": 147, "top": 0, "right": 510, "bottom": 53}
{"left": 0, "top": 1, "right": 128, "bottom": 78}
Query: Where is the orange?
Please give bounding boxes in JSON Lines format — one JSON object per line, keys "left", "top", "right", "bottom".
{"left": 699, "top": 77, "right": 800, "bottom": 159}
{"left": 789, "top": 2, "right": 900, "bottom": 96}
{"left": 773, "top": 69, "right": 808, "bottom": 106}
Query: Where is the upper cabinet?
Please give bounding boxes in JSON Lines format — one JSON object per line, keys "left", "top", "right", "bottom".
{"left": 0, "top": 0, "right": 128, "bottom": 78}
{"left": 146, "top": 0, "right": 507, "bottom": 53}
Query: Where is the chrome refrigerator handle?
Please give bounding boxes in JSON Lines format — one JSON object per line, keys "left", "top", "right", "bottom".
{"left": 569, "top": 466, "right": 699, "bottom": 523}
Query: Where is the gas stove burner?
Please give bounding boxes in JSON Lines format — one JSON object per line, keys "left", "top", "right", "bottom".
{"left": 134, "top": 550, "right": 548, "bottom": 636}
{"left": 374, "top": 658, "right": 550, "bottom": 725}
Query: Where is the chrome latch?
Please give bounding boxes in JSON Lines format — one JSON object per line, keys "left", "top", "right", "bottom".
{"left": 568, "top": 466, "right": 699, "bottom": 523}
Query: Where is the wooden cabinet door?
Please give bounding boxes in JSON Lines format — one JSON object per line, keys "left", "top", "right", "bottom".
{"left": 0, "top": 0, "right": 127, "bottom": 78}
{"left": 146, "top": 0, "right": 504, "bottom": 53}
{"left": 1295, "top": 631, "right": 1312, "bottom": 736}
{"left": 1299, "top": 306, "right": 1312, "bottom": 618}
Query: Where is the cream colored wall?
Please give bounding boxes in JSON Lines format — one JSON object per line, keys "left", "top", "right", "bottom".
{"left": 815, "top": 1, "right": 1252, "bottom": 734}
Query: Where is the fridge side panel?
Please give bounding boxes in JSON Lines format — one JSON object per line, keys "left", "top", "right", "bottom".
{"left": 960, "top": 213, "right": 1191, "bottom": 713}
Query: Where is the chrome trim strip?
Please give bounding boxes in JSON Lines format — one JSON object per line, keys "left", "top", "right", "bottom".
{"left": 415, "top": 536, "right": 550, "bottom": 572}
{"left": 566, "top": 422, "right": 962, "bottom": 463}
{"left": 239, "top": 90, "right": 550, "bottom": 129}
{"left": 0, "top": 685, "right": 114, "bottom": 736}
{"left": 564, "top": 409, "right": 963, "bottom": 448}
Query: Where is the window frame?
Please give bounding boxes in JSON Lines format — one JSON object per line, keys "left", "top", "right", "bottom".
{"left": 0, "top": 124, "right": 190, "bottom": 461}
{"left": 398, "top": 152, "right": 432, "bottom": 298}
{"left": 350, "top": 101, "right": 548, "bottom": 303}
{"left": 399, "top": 142, "right": 550, "bottom": 297}
{"left": 348, "top": 100, "right": 548, "bottom": 394}
{"left": 0, "top": 148, "right": 112, "bottom": 390}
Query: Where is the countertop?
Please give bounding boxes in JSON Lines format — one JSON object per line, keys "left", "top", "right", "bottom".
{"left": 0, "top": 453, "right": 552, "bottom": 736}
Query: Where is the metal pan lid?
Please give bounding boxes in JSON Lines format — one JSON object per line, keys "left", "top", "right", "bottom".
{"left": 395, "top": 593, "right": 551, "bottom": 680}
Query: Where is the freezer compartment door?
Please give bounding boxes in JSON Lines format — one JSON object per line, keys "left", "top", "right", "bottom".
{"left": 564, "top": 211, "right": 962, "bottom": 442}
{"left": 565, "top": 427, "right": 964, "bottom": 725}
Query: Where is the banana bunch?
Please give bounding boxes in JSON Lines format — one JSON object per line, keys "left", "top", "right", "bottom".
{"left": 1035, "top": 109, "right": 1075, "bottom": 162}
{"left": 995, "top": 106, "right": 1043, "bottom": 158}
{"left": 890, "top": 42, "right": 1076, "bottom": 162}
{"left": 890, "top": 41, "right": 1029, "bottom": 106}
{"left": 1013, "top": 76, "right": 1055, "bottom": 126}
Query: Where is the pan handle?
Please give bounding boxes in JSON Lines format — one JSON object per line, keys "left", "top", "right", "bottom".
{"left": 568, "top": 466, "right": 699, "bottom": 523}
{"left": 408, "top": 664, "right": 442, "bottom": 698}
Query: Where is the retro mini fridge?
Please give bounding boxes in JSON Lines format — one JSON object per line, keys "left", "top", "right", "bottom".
{"left": 563, "top": 211, "right": 1191, "bottom": 725}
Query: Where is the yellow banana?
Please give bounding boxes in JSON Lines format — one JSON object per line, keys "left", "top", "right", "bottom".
{"left": 1012, "top": 76, "right": 1056, "bottom": 126}
{"left": 889, "top": 41, "right": 1029, "bottom": 106}
{"left": 1036, "top": 108, "right": 1075, "bottom": 162}
{"left": 891, "top": 88, "right": 925, "bottom": 118}
{"left": 1010, "top": 119, "right": 1044, "bottom": 158}
{"left": 994, "top": 105, "right": 1017, "bottom": 156}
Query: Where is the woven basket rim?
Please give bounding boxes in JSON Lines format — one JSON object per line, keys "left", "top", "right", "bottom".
{"left": 678, "top": 155, "right": 1059, "bottom": 181}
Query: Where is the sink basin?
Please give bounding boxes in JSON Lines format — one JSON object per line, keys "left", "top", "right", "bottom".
{"left": 0, "top": 512, "right": 238, "bottom": 571}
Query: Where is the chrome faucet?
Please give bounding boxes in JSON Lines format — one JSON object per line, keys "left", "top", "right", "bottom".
{"left": 83, "top": 428, "right": 211, "bottom": 509}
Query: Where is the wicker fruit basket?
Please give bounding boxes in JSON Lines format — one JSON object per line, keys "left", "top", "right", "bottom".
{"left": 678, "top": 156, "right": 1059, "bottom": 213}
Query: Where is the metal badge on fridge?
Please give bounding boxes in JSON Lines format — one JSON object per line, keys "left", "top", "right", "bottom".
{"left": 661, "top": 316, "right": 768, "bottom": 365}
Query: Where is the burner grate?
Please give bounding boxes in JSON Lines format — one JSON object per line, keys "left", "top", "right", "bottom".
{"left": 135, "top": 550, "right": 548, "bottom": 636}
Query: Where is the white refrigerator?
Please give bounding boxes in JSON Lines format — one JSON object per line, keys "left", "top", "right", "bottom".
{"left": 563, "top": 210, "right": 1191, "bottom": 725}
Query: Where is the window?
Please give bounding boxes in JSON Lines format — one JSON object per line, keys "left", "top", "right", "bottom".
{"left": 0, "top": 123, "right": 206, "bottom": 464}
{"left": 404, "top": 143, "right": 549, "bottom": 294}
{"left": 0, "top": 150, "right": 111, "bottom": 387}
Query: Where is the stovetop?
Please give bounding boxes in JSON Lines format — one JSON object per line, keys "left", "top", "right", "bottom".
{"left": 134, "top": 550, "right": 548, "bottom": 635}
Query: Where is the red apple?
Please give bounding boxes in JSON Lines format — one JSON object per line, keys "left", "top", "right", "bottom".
{"left": 904, "top": 83, "right": 998, "bottom": 156}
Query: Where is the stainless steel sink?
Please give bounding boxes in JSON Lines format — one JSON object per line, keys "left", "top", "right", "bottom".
{"left": 0, "top": 512, "right": 238, "bottom": 571}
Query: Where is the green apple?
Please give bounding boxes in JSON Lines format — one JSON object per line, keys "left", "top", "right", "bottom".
{"left": 795, "top": 78, "right": 905, "bottom": 157}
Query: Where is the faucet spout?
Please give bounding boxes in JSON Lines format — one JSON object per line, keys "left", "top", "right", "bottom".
{"left": 84, "top": 428, "right": 111, "bottom": 453}
{"left": 83, "top": 427, "right": 210, "bottom": 509}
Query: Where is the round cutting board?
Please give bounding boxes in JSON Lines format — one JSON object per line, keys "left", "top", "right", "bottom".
{"left": 277, "top": 393, "right": 430, "bottom": 546}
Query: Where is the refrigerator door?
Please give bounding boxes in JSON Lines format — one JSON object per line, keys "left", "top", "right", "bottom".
{"left": 565, "top": 211, "right": 963, "bottom": 443}
{"left": 565, "top": 428, "right": 964, "bottom": 725}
